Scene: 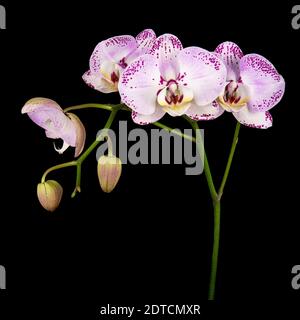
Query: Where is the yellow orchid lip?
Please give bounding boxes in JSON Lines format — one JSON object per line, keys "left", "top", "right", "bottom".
{"left": 218, "top": 80, "right": 250, "bottom": 112}
{"left": 218, "top": 95, "right": 249, "bottom": 112}
{"left": 157, "top": 81, "right": 194, "bottom": 116}
{"left": 162, "top": 102, "right": 192, "bottom": 117}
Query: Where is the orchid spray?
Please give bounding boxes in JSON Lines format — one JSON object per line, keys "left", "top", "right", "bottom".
{"left": 22, "top": 29, "right": 285, "bottom": 300}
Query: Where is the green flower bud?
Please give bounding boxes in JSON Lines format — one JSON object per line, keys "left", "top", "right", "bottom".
{"left": 97, "top": 155, "right": 122, "bottom": 193}
{"left": 37, "top": 180, "right": 63, "bottom": 212}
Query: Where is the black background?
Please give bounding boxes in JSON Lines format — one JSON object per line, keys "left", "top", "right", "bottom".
{"left": 0, "top": 0, "right": 299, "bottom": 317}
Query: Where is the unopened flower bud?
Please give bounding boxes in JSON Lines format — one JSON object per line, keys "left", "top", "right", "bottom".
{"left": 37, "top": 180, "right": 63, "bottom": 212}
{"left": 97, "top": 155, "right": 122, "bottom": 193}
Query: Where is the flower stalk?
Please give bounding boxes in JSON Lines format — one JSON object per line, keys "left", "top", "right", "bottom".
{"left": 40, "top": 101, "right": 240, "bottom": 299}
{"left": 186, "top": 117, "right": 241, "bottom": 300}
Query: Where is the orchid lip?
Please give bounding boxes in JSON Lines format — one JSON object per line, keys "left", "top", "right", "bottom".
{"left": 218, "top": 80, "right": 249, "bottom": 111}
{"left": 157, "top": 80, "right": 184, "bottom": 107}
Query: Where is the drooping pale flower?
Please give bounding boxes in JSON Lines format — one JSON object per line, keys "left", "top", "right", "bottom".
{"left": 83, "top": 29, "right": 156, "bottom": 93}
{"left": 203, "top": 41, "right": 285, "bottom": 128}
{"left": 22, "top": 98, "right": 86, "bottom": 156}
{"left": 37, "top": 180, "right": 63, "bottom": 212}
{"left": 118, "top": 34, "right": 227, "bottom": 124}
{"left": 97, "top": 155, "right": 122, "bottom": 193}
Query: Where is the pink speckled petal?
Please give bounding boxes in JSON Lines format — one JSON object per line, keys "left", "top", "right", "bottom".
{"left": 135, "top": 29, "right": 156, "bottom": 54}
{"left": 185, "top": 101, "right": 224, "bottom": 121}
{"left": 149, "top": 33, "right": 183, "bottom": 58}
{"left": 89, "top": 35, "right": 137, "bottom": 72}
{"left": 215, "top": 41, "right": 244, "bottom": 81}
{"left": 131, "top": 107, "right": 166, "bottom": 125}
{"left": 177, "top": 47, "right": 227, "bottom": 106}
{"left": 149, "top": 34, "right": 182, "bottom": 79}
{"left": 119, "top": 55, "right": 162, "bottom": 115}
{"left": 240, "top": 54, "right": 285, "bottom": 112}
{"left": 82, "top": 70, "right": 118, "bottom": 93}
{"left": 233, "top": 107, "right": 273, "bottom": 129}
{"left": 126, "top": 29, "right": 157, "bottom": 62}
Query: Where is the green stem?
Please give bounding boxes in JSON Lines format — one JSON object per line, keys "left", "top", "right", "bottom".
{"left": 63, "top": 103, "right": 128, "bottom": 113}
{"left": 64, "top": 103, "right": 113, "bottom": 113}
{"left": 71, "top": 163, "right": 82, "bottom": 198}
{"left": 63, "top": 103, "right": 196, "bottom": 143}
{"left": 153, "top": 122, "right": 196, "bottom": 142}
{"left": 71, "top": 108, "right": 119, "bottom": 197}
{"left": 185, "top": 117, "right": 241, "bottom": 300}
{"left": 217, "top": 122, "right": 241, "bottom": 201}
{"left": 208, "top": 122, "right": 241, "bottom": 300}
{"left": 78, "top": 108, "right": 119, "bottom": 164}
{"left": 41, "top": 109, "right": 119, "bottom": 197}
{"left": 41, "top": 161, "right": 77, "bottom": 183}
{"left": 186, "top": 118, "right": 219, "bottom": 300}
{"left": 208, "top": 200, "right": 221, "bottom": 300}
{"left": 97, "top": 133, "right": 114, "bottom": 157}
{"left": 185, "top": 117, "right": 218, "bottom": 201}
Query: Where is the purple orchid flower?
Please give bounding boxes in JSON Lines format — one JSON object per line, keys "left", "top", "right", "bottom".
{"left": 83, "top": 29, "right": 156, "bottom": 93}
{"left": 118, "top": 34, "right": 227, "bottom": 125}
{"left": 205, "top": 41, "right": 285, "bottom": 128}
{"left": 22, "top": 98, "right": 86, "bottom": 157}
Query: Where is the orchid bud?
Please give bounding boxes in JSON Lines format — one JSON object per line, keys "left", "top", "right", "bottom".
{"left": 37, "top": 180, "right": 63, "bottom": 212}
{"left": 97, "top": 155, "right": 122, "bottom": 193}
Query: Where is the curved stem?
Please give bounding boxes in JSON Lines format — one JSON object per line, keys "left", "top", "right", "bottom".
{"left": 185, "top": 117, "right": 218, "bottom": 201}
{"left": 71, "top": 108, "right": 120, "bottom": 197}
{"left": 153, "top": 122, "right": 196, "bottom": 142}
{"left": 41, "top": 161, "right": 77, "bottom": 183}
{"left": 217, "top": 122, "right": 241, "bottom": 201}
{"left": 63, "top": 103, "right": 196, "bottom": 143}
{"left": 41, "top": 109, "right": 119, "bottom": 197}
{"left": 97, "top": 133, "right": 114, "bottom": 157}
{"left": 63, "top": 103, "right": 127, "bottom": 113}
